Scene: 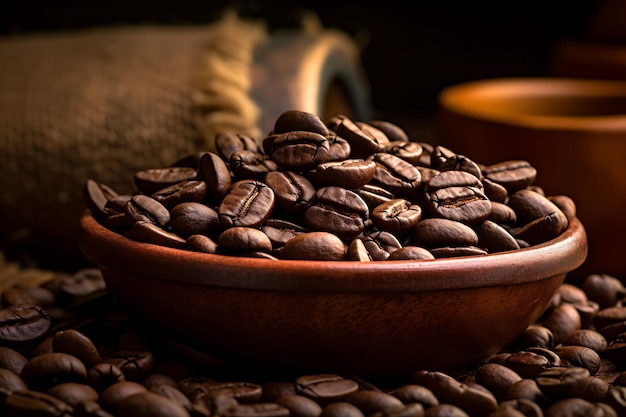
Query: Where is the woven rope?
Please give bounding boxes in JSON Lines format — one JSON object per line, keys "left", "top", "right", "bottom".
{"left": 0, "top": 14, "right": 266, "bottom": 261}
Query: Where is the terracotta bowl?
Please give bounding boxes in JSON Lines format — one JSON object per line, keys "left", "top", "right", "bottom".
{"left": 437, "top": 77, "right": 626, "bottom": 279}
{"left": 78, "top": 214, "right": 587, "bottom": 377}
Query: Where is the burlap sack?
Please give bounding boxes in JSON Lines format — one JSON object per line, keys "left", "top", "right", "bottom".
{"left": 0, "top": 13, "right": 370, "bottom": 264}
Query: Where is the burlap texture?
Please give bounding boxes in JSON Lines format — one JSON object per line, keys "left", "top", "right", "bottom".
{"left": 0, "top": 15, "right": 266, "bottom": 257}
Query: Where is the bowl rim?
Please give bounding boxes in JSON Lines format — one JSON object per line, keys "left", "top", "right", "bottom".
{"left": 438, "top": 77, "right": 626, "bottom": 131}
{"left": 79, "top": 214, "right": 588, "bottom": 293}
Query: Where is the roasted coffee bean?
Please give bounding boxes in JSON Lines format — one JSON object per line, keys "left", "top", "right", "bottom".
{"left": 199, "top": 151, "right": 232, "bottom": 201}
{"left": 264, "top": 131, "right": 330, "bottom": 171}
{"left": 543, "top": 302, "right": 582, "bottom": 345}
{"left": 384, "top": 141, "right": 424, "bottom": 166}
{"left": 580, "top": 376, "right": 610, "bottom": 403}
{"left": 562, "top": 330, "right": 607, "bottom": 354}
{"left": 367, "top": 120, "right": 410, "bottom": 143}
{"left": 132, "top": 221, "right": 187, "bottom": 249}
{"left": 361, "top": 230, "right": 403, "bottom": 261}
{"left": 437, "top": 154, "right": 482, "bottom": 179}
{"left": 0, "top": 346, "right": 28, "bottom": 374}
{"left": 0, "top": 368, "right": 28, "bottom": 391}
{"left": 320, "top": 401, "right": 365, "bottom": 417}
{"left": 3, "top": 389, "right": 74, "bottom": 417}
{"left": 1, "top": 287, "right": 38, "bottom": 307}
{"left": 134, "top": 167, "right": 198, "bottom": 196}
{"left": 295, "top": 374, "right": 359, "bottom": 404}
{"left": 391, "top": 384, "right": 439, "bottom": 408}
{"left": 325, "top": 132, "right": 351, "bottom": 162}
{"left": 230, "top": 150, "right": 279, "bottom": 180}
{"left": 503, "top": 379, "right": 551, "bottom": 409}
{"left": 217, "top": 227, "right": 273, "bottom": 254}
{"left": 425, "top": 170, "right": 491, "bottom": 225}
{"left": 84, "top": 179, "right": 119, "bottom": 221}
{"left": 0, "top": 303, "right": 50, "bottom": 344}
{"left": 222, "top": 402, "right": 290, "bottom": 417}
{"left": 280, "top": 232, "right": 346, "bottom": 261}
{"left": 544, "top": 397, "right": 615, "bottom": 417}
{"left": 388, "top": 246, "right": 435, "bottom": 261}
{"left": 215, "top": 131, "right": 259, "bottom": 161}
{"left": 482, "top": 160, "right": 537, "bottom": 193}
{"left": 99, "top": 381, "right": 148, "bottom": 411}
{"left": 558, "top": 283, "right": 589, "bottom": 306}
{"left": 504, "top": 348, "right": 561, "bottom": 379}
{"left": 260, "top": 219, "right": 310, "bottom": 249}
{"left": 477, "top": 220, "right": 520, "bottom": 253}
{"left": 305, "top": 186, "right": 369, "bottom": 238}
{"left": 114, "top": 390, "right": 191, "bottom": 417}
{"left": 142, "top": 373, "right": 178, "bottom": 390}
{"left": 346, "top": 239, "right": 372, "bottom": 262}
{"left": 275, "top": 394, "right": 324, "bottom": 417}
{"left": 260, "top": 382, "right": 296, "bottom": 402}
{"left": 86, "top": 363, "right": 126, "bottom": 392}
{"left": 52, "top": 329, "right": 101, "bottom": 368}
{"left": 429, "top": 145, "right": 457, "bottom": 170}
{"left": 274, "top": 110, "right": 329, "bottom": 136}
{"left": 47, "top": 382, "right": 99, "bottom": 407}
{"left": 265, "top": 171, "right": 316, "bottom": 214}
{"left": 515, "top": 324, "right": 555, "bottom": 349}
{"left": 605, "top": 386, "right": 626, "bottom": 416}
{"left": 102, "top": 351, "right": 154, "bottom": 381}
{"left": 475, "top": 363, "right": 523, "bottom": 398}
{"left": 151, "top": 180, "right": 207, "bottom": 209}
{"left": 482, "top": 178, "right": 509, "bottom": 203}
{"left": 218, "top": 180, "right": 275, "bottom": 229}
{"left": 21, "top": 352, "right": 87, "bottom": 387}
{"left": 515, "top": 211, "right": 569, "bottom": 245}
{"left": 424, "top": 404, "right": 469, "bottom": 417}
{"left": 150, "top": 385, "right": 193, "bottom": 413}
{"left": 345, "top": 390, "right": 404, "bottom": 415}
{"left": 307, "top": 159, "right": 376, "bottom": 189}
{"left": 411, "top": 218, "right": 478, "bottom": 249}
{"left": 498, "top": 398, "right": 543, "bottom": 417}
{"left": 186, "top": 234, "right": 218, "bottom": 254}
{"left": 74, "top": 399, "right": 116, "bottom": 417}
{"left": 355, "top": 184, "right": 396, "bottom": 209}
{"left": 411, "top": 370, "right": 498, "bottom": 417}
{"left": 508, "top": 189, "right": 569, "bottom": 229}
{"left": 333, "top": 115, "right": 389, "bottom": 158}
{"left": 368, "top": 153, "right": 421, "bottom": 196}
{"left": 555, "top": 345, "right": 601, "bottom": 375}
{"left": 582, "top": 274, "right": 626, "bottom": 309}
{"left": 125, "top": 194, "right": 171, "bottom": 229}
{"left": 488, "top": 202, "right": 517, "bottom": 226}
{"left": 429, "top": 246, "right": 488, "bottom": 258}
{"left": 535, "top": 367, "right": 591, "bottom": 400}
{"left": 548, "top": 195, "right": 577, "bottom": 223}
{"left": 371, "top": 199, "right": 422, "bottom": 237}
{"left": 194, "top": 381, "right": 262, "bottom": 404}
{"left": 170, "top": 202, "right": 219, "bottom": 238}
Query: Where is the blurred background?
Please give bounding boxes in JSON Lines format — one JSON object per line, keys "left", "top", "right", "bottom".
{"left": 0, "top": 0, "right": 600, "bottom": 137}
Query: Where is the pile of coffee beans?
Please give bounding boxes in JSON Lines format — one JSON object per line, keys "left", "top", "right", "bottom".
{"left": 84, "top": 110, "right": 575, "bottom": 261}
{"left": 2, "top": 268, "right": 626, "bottom": 416}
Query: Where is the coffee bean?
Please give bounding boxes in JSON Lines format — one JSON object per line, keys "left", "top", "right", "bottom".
{"left": 320, "top": 401, "right": 365, "bottom": 417}
{"left": 305, "top": 186, "right": 369, "bottom": 239}
{"left": 346, "top": 390, "right": 404, "bottom": 415}
{"left": 265, "top": 171, "right": 316, "bottom": 214}
{"left": 273, "top": 395, "right": 321, "bottom": 417}
{"left": 3, "top": 389, "right": 74, "bottom": 416}
{"left": 307, "top": 159, "right": 376, "bottom": 189}
{"left": 215, "top": 131, "right": 259, "bottom": 161}
{"left": 132, "top": 221, "right": 187, "bottom": 249}
{"left": 151, "top": 180, "right": 207, "bottom": 209}
{"left": 52, "top": 329, "right": 101, "bottom": 368}
{"left": 475, "top": 363, "right": 522, "bottom": 398}
{"left": 368, "top": 153, "right": 422, "bottom": 196}
{"left": 333, "top": 115, "right": 389, "bottom": 158}
{"left": 199, "top": 151, "right": 232, "bottom": 201}
{"left": 186, "top": 234, "right": 218, "bottom": 254}
{"left": 536, "top": 367, "right": 591, "bottom": 400}
{"left": 230, "top": 150, "right": 278, "bottom": 180}
{"left": 84, "top": 179, "right": 119, "bottom": 221}
{"left": 134, "top": 167, "right": 198, "bottom": 196}
{"left": 264, "top": 131, "right": 330, "bottom": 171}
{"left": 170, "top": 202, "right": 219, "bottom": 238}
{"left": 0, "top": 304, "right": 51, "bottom": 344}
{"left": 411, "top": 218, "right": 478, "bottom": 249}
{"left": 367, "top": 120, "right": 410, "bottom": 143}
{"left": 274, "top": 110, "right": 329, "bottom": 137}
{"left": 476, "top": 220, "right": 520, "bottom": 253}
{"left": 387, "top": 246, "right": 435, "bottom": 261}
{"left": 582, "top": 274, "right": 626, "bottom": 310}
{"left": 295, "top": 374, "right": 359, "bottom": 404}
{"left": 99, "top": 381, "right": 148, "bottom": 411}
{"left": 125, "top": 194, "right": 171, "bottom": 229}
{"left": 425, "top": 170, "right": 491, "bottom": 225}
{"left": 482, "top": 160, "right": 537, "bottom": 193}
{"left": 21, "top": 352, "right": 87, "bottom": 388}
{"left": 47, "top": 382, "right": 98, "bottom": 407}
{"left": 391, "top": 384, "right": 439, "bottom": 408}
{"left": 0, "top": 368, "right": 28, "bottom": 392}
{"left": 562, "top": 329, "right": 607, "bottom": 353}
{"left": 86, "top": 363, "right": 126, "bottom": 392}
{"left": 218, "top": 180, "right": 275, "bottom": 229}
{"left": 102, "top": 350, "right": 155, "bottom": 381}
{"left": 216, "top": 227, "right": 273, "bottom": 254}
{"left": 371, "top": 199, "right": 422, "bottom": 238}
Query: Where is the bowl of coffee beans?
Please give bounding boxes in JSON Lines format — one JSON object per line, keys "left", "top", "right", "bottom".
{"left": 79, "top": 110, "right": 588, "bottom": 377}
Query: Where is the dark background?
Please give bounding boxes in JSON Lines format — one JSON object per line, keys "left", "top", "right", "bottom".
{"left": 0, "top": 1, "right": 601, "bottom": 131}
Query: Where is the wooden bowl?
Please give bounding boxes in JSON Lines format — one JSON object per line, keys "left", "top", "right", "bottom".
{"left": 78, "top": 214, "right": 587, "bottom": 377}
{"left": 437, "top": 77, "right": 626, "bottom": 279}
